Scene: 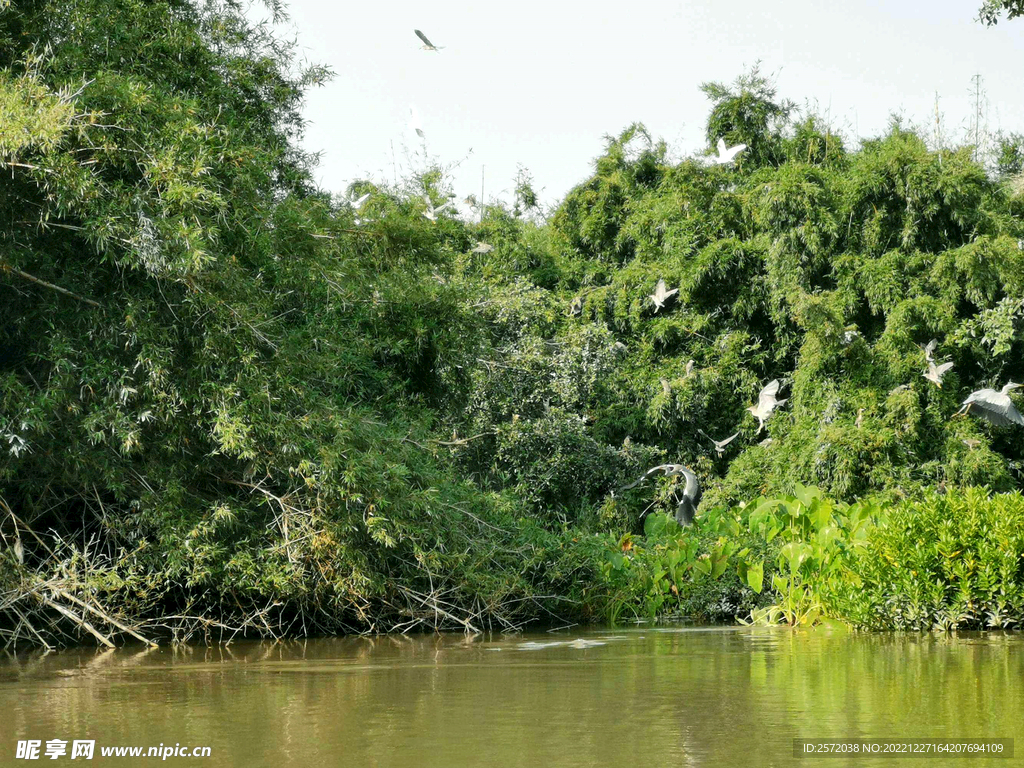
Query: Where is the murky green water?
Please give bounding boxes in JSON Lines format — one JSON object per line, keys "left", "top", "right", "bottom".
{"left": 2, "top": 627, "right": 1022, "bottom": 766}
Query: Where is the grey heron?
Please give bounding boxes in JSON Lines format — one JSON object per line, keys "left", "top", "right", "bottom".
{"left": 619, "top": 464, "right": 701, "bottom": 526}
{"left": 746, "top": 379, "right": 787, "bottom": 433}
{"left": 699, "top": 429, "right": 740, "bottom": 456}
{"left": 649, "top": 279, "right": 678, "bottom": 312}
{"left": 923, "top": 360, "right": 954, "bottom": 388}
{"left": 712, "top": 138, "right": 747, "bottom": 166}
{"left": 414, "top": 29, "right": 444, "bottom": 51}
{"left": 955, "top": 383, "right": 1024, "bottom": 427}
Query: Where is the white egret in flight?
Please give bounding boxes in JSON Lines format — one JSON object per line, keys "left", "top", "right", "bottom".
{"left": 422, "top": 195, "right": 453, "bottom": 222}
{"left": 699, "top": 429, "right": 740, "bottom": 456}
{"left": 923, "top": 360, "right": 954, "bottom": 388}
{"left": 713, "top": 138, "right": 747, "bottom": 166}
{"left": 649, "top": 279, "right": 678, "bottom": 312}
{"left": 747, "top": 379, "right": 787, "bottom": 433}
{"left": 955, "top": 383, "right": 1024, "bottom": 427}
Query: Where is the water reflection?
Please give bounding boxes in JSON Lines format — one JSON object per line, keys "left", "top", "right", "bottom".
{"left": 2, "top": 628, "right": 1021, "bottom": 766}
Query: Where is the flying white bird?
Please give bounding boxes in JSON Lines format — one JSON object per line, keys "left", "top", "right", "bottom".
{"left": 747, "top": 379, "right": 787, "bottom": 433}
{"left": 345, "top": 192, "right": 370, "bottom": 210}
{"left": 699, "top": 429, "right": 740, "bottom": 456}
{"left": 920, "top": 338, "right": 939, "bottom": 364}
{"left": 962, "top": 438, "right": 981, "bottom": 449}
{"left": 649, "top": 279, "right": 678, "bottom": 312}
{"left": 414, "top": 29, "right": 444, "bottom": 51}
{"left": 955, "top": 383, "right": 1024, "bottom": 427}
{"left": 713, "top": 138, "right": 747, "bottom": 166}
{"left": 422, "top": 195, "right": 453, "bottom": 222}
{"left": 923, "top": 360, "right": 954, "bottom": 388}
{"left": 408, "top": 106, "right": 425, "bottom": 139}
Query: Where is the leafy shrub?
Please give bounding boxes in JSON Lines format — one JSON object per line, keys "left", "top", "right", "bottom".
{"left": 832, "top": 488, "right": 1024, "bottom": 630}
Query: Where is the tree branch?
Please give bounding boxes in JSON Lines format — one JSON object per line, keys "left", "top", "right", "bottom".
{"left": 1, "top": 263, "right": 102, "bottom": 308}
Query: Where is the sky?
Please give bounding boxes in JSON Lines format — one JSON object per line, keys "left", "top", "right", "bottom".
{"left": 263, "top": 0, "right": 1024, "bottom": 209}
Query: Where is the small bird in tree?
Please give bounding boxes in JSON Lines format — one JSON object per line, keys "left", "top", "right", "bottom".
{"left": 955, "top": 383, "right": 1024, "bottom": 427}
{"left": 685, "top": 359, "right": 695, "bottom": 376}
{"left": 414, "top": 29, "right": 444, "bottom": 51}
{"left": 618, "top": 464, "right": 701, "bottom": 526}
{"left": 422, "top": 195, "right": 453, "bottom": 222}
{"left": 649, "top": 279, "right": 678, "bottom": 312}
{"left": 747, "top": 379, "right": 787, "bottom": 433}
{"left": 699, "top": 429, "right": 740, "bottom": 456}
{"left": 923, "top": 360, "right": 954, "bottom": 388}
{"left": 712, "top": 138, "right": 747, "bottom": 165}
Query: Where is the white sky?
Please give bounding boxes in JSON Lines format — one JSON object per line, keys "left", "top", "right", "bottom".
{"left": 269, "top": 0, "right": 1024, "bottom": 208}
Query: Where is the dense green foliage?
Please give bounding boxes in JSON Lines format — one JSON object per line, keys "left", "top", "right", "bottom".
{"left": 979, "top": 0, "right": 1024, "bottom": 24}
{"left": 2, "top": 0, "right": 1024, "bottom": 645}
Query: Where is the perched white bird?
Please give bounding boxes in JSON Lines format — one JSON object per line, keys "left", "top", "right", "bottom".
{"left": 923, "top": 360, "right": 954, "bottom": 388}
{"left": 408, "top": 106, "right": 425, "bottom": 139}
{"left": 955, "top": 383, "right": 1024, "bottom": 427}
{"left": 685, "top": 359, "right": 695, "bottom": 376}
{"left": 660, "top": 378, "right": 672, "bottom": 396}
{"left": 758, "top": 437, "right": 773, "bottom": 447}
{"left": 699, "top": 429, "right": 740, "bottom": 456}
{"left": 422, "top": 195, "right": 453, "bottom": 222}
{"left": 649, "top": 279, "right": 679, "bottom": 312}
{"left": 414, "top": 29, "right": 444, "bottom": 51}
{"left": 471, "top": 242, "right": 494, "bottom": 254}
{"left": 713, "top": 138, "right": 747, "bottom": 166}
{"left": 855, "top": 408, "right": 864, "bottom": 429}
{"left": 747, "top": 379, "right": 787, "bottom": 433}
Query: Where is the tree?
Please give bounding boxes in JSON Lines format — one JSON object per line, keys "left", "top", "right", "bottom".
{"left": 978, "top": 0, "right": 1024, "bottom": 24}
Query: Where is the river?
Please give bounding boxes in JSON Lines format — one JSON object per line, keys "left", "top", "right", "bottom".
{"left": 2, "top": 626, "right": 1021, "bottom": 766}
